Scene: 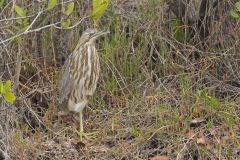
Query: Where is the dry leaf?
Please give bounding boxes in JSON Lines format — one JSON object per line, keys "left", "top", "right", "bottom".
{"left": 150, "top": 155, "right": 169, "bottom": 160}
{"left": 197, "top": 137, "right": 207, "bottom": 145}
{"left": 186, "top": 130, "right": 196, "bottom": 139}
{"left": 122, "top": 142, "right": 131, "bottom": 149}
{"left": 206, "top": 143, "right": 214, "bottom": 150}
{"left": 197, "top": 105, "right": 206, "bottom": 112}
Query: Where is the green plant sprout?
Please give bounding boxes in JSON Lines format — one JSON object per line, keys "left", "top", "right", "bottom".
{"left": 0, "top": 80, "right": 16, "bottom": 104}
{"left": 197, "top": 89, "right": 220, "bottom": 110}
{"left": 230, "top": 1, "right": 240, "bottom": 18}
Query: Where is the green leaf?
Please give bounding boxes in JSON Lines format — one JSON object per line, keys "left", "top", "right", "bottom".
{"left": 230, "top": 9, "right": 240, "bottom": 18}
{"left": 5, "top": 29, "right": 15, "bottom": 35}
{"left": 23, "top": 25, "right": 29, "bottom": 31}
{"left": 172, "top": 18, "right": 184, "bottom": 41}
{"left": 90, "top": 0, "right": 109, "bottom": 19}
{"left": 13, "top": 37, "right": 22, "bottom": 44}
{"left": 65, "top": 2, "right": 74, "bottom": 15}
{"left": 22, "top": 18, "right": 29, "bottom": 25}
{"left": 4, "top": 92, "right": 16, "bottom": 103}
{"left": 235, "top": 2, "right": 240, "bottom": 10}
{"left": 206, "top": 96, "right": 220, "bottom": 109}
{"left": 0, "top": 80, "right": 3, "bottom": 93}
{"left": 48, "top": 0, "right": 57, "bottom": 10}
{"left": 0, "top": 0, "right": 4, "bottom": 9}
{"left": 16, "top": 19, "right": 23, "bottom": 25}
{"left": 61, "top": 18, "right": 71, "bottom": 28}
{"left": 2, "top": 80, "right": 11, "bottom": 94}
{"left": 14, "top": 4, "right": 26, "bottom": 17}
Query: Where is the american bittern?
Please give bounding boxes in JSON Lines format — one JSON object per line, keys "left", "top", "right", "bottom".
{"left": 58, "top": 29, "right": 109, "bottom": 140}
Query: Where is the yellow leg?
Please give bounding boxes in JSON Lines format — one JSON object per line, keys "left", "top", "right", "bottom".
{"left": 79, "top": 111, "right": 84, "bottom": 141}
{"left": 76, "top": 110, "right": 98, "bottom": 141}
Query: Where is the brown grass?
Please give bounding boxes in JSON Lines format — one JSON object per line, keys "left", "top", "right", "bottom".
{"left": 0, "top": 0, "right": 240, "bottom": 159}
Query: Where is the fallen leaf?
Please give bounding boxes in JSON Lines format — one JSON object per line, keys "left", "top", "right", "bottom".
{"left": 197, "top": 137, "right": 207, "bottom": 145}
{"left": 122, "top": 142, "right": 131, "bottom": 149}
{"left": 197, "top": 105, "right": 206, "bottom": 113}
{"left": 186, "top": 130, "right": 196, "bottom": 139}
{"left": 150, "top": 155, "right": 169, "bottom": 160}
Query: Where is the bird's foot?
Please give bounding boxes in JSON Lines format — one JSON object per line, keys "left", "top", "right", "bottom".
{"left": 74, "top": 128, "right": 98, "bottom": 142}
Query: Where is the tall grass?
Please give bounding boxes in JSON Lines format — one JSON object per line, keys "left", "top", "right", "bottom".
{"left": 0, "top": 0, "right": 240, "bottom": 159}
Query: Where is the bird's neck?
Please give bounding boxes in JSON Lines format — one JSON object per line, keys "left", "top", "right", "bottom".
{"left": 74, "top": 40, "right": 96, "bottom": 54}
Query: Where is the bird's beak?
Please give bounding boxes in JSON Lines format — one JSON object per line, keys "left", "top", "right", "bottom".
{"left": 90, "top": 29, "right": 110, "bottom": 40}
{"left": 97, "top": 30, "right": 110, "bottom": 37}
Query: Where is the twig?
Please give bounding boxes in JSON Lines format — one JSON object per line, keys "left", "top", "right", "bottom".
{"left": 25, "top": 10, "right": 43, "bottom": 32}
{"left": 0, "top": 21, "right": 61, "bottom": 45}
{"left": 0, "top": 16, "right": 88, "bottom": 45}
{"left": 51, "top": 16, "right": 89, "bottom": 30}
{"left": 0, "top": 14, "right": 35, "bottom": 23}
{"left": 13, "top": 44, "right": 22, "bottom": 91}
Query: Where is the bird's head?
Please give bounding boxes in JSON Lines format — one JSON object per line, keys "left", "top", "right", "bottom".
{"left": 81, "top": 28, "right": 109, "bottom": 43}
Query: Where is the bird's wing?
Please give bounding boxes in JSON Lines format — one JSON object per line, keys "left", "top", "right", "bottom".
{"left": 58, "top": 56, "right": 73, "bottom": 105}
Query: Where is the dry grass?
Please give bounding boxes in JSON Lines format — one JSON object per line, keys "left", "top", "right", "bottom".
{"left": 0, "top": 0, "right": 240, "bottom": 159}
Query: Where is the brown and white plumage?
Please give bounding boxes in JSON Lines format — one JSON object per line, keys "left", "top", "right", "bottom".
{"left": 58, "top": 29, "right": 109, "bottom": 140}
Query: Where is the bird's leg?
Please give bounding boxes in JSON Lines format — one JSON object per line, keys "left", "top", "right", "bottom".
{"left": 79, "top": 110, "right": 84, "bottom": 141}
{"left": 76, "top": 110, "right": 98, "bottom": 141}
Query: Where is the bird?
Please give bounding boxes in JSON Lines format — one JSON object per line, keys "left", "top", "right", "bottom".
{"left": 58, "top": 28, "right": 109, "bottom": 140}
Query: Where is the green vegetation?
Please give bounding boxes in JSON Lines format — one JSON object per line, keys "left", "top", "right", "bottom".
{"left": 0, "top": 80, "right": 16, "bottom": 104}
{"left": 230, "top": 1, "right": 240, "bottom": 18}
{"left": 0, "top": 0, "right": 240, "bottom": 159}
